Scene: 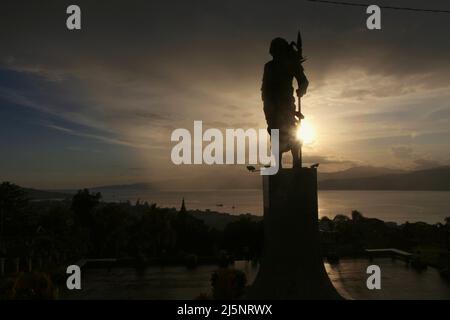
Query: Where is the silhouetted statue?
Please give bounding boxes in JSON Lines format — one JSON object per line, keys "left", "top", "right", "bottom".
{"left": 262, "top": 35, "right": 308, "bottom": 168}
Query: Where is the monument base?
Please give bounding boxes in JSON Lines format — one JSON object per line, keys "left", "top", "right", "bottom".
{"left": 247, "top": 168, "right": 342, "bottom": 299}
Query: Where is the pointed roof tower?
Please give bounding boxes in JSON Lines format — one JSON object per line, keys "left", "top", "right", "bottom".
{"left": 180, "top": 197, "right": 186, "bottom": 214}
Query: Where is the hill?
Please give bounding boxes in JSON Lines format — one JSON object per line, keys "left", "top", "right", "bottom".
{"left": 23, "top": 187, "right": 72, "bottom": 200}
{"left": 319, "top": 166, "right": 450, "bottom": 191}
{"left": 317, "top": 166, "right": 406, "bottom": 181}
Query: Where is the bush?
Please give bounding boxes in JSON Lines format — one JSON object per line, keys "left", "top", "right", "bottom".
{"left": 211, "top": 268, "right": 246, "bottom": 300}
{"left": 10, "top": 272, "right": 57, "bottom": 300}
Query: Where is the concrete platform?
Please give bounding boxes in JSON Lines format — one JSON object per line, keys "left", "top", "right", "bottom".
{"left": 247, "top": 168, "right": 342, "bottom": 299}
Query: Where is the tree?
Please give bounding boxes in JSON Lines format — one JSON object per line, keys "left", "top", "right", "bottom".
{"left": 351, "top": 210, "right": 364, "bottom": 222}
{"left": 0, "top": 182, "right": 29, "bottom": 250}
{"left": 211, "top": 269, "right": 247, "bottom": 299}
{"left": 71, "top": 189, "right": 101, "bottom": 227}
{"left": 222, "top": 216, "right": 263, "bottom": 259}
{"left": 445, "top": 217, "right": 450, "bottom": 227}
{"left": 333, "top": 214, "right": 350, "bottom": 225}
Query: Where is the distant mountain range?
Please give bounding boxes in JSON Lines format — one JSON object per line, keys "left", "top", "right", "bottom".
{"left": 15, "top": 166, "right": 450, "bottom": 200}
{"left": 90, "top": 182, "right": 154, "bottom": 192}
{"left": 317, "top": 166, "right": 407, "bottom": 182}
{"left": 86, "top": 166, "right": 450, "bottom": 191}
{"left": 318, "top": 166, "right": 450, "bottom": 191}
{"left": 23, "top": 187, "right": 71, "bottom": 201}
{"left": 86, "top": 166, "right": 411, "bottom": 192}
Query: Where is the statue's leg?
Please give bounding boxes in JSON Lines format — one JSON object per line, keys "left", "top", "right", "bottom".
{"left": 279, "top": 151, "right": 283, "bottom": 169}
{"left": 292, "top": 144, "right": 301, "bottom": 168}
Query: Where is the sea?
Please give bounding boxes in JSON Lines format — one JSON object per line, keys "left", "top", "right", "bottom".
{"left": 98, "top": 189, "right": 450, "bottom": 224}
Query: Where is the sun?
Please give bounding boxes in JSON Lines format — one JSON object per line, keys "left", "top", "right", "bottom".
{"left": 296, "top": 119, "right": 315, "bottom": 145}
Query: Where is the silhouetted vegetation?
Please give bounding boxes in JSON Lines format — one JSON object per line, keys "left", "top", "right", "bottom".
{"left": 211, "top": 269, "right": 247, "bottom": 299}
{"left": 1, "top": 182, "right": 450, "bottom": 299}
{"left": 0, "top": 182, "right": 263, "bottom": 299}
{"left": 319, "top": 210, "right": 450, "bottom": 272}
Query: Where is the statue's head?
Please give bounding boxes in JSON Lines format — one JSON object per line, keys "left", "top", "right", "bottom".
{"left": 269, "top": 37, "right": 290, "bottom": 58}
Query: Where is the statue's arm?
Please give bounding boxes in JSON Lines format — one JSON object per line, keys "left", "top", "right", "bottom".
{"left": 261, "top": 63, "right": 270, "bottom": 101}
{"left": 294, "top": 65, "right": 309, "bottom": 97}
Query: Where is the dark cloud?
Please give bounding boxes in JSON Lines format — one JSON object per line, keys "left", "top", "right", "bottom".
{"left": 1, "top": 0, "right": 450, "bottom": 187}
{"left": 2, "top": 1, "right": 450, "bottom": 84}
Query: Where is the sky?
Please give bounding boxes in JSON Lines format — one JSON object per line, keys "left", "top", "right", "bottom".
{"left": 1, "top": 0, "right": 450, "bottom": 189}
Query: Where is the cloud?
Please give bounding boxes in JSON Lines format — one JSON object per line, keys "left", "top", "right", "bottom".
{"left": 391, "top": 146, "right": 414, "bottom": 159}
{"left": 45, "top": 124, "right": 160, "bottom": 150}
{"left": 1, "top": 0, "right": 450, "bottom": 187}
{"left": 390, "top": 145, "right": 445, "bottom": 170}
{"left": 413, "top": 158, "right": 442, "bottom": 170}
{"left": 281, "top": 154, "right": 358, "bottom": 170}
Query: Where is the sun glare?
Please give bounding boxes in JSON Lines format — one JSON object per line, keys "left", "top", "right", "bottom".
{"left": 296, "top": 119, "right": 315, "bottom": 145}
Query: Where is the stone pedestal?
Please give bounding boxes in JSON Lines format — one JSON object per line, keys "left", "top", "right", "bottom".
{"left": 247, "top": 168, "right": 341, "bottom": 299}
{"left": 14, "top": 257, "right": 20, "bottom": 273}
{"left": 0, "top": 258, "right": 5, "bottom": 276}
{"left": 27, "top": 257, "right": 33, "bottom": 272}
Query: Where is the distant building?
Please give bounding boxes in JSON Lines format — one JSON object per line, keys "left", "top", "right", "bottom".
{"left": 180, "top": 197, "right": 186, "bottom": 214}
